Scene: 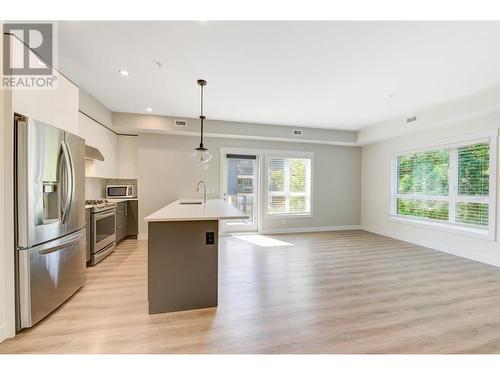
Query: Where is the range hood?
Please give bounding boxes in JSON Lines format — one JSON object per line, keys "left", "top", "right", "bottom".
{"left": 85, "top": 144, "right": 104, "bottom": 161}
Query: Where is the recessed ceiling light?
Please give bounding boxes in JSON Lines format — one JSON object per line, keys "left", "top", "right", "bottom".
{"left": 118, "top": 69, "right": 129, "bottom": 76}
{"left": 146, "top": 107, "right": 152, "bottom": 112}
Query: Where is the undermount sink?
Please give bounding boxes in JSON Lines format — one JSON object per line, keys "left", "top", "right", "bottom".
{"left": 179, "top": 200, "right": 203, "bottom": 205}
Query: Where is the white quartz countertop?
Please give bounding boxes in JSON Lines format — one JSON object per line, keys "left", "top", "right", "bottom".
{"left": 106, "top": 198, "right": 139, "bottom": 203}
{"left": 144, "top": 199, "right": 249, "bottom": 222}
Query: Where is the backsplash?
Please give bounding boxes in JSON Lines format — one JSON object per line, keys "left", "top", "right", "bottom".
{"left": 85, "top": 177, "right": 138, "bottom": 199}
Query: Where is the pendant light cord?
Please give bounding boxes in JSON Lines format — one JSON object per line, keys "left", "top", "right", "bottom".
{"left": 200, "top": 84, "right": 204, "bottom": 117}
{"left": 200, "top": 84, "right": 204, "bottom": 146}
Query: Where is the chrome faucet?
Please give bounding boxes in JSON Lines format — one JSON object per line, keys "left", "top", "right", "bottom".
{"left": 196, "top": 181, "right": 207, "bottom": 204}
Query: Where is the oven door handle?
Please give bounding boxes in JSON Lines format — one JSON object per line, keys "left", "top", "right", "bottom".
{"left": 93, "top": 210, "right": 116, "bottom": 221}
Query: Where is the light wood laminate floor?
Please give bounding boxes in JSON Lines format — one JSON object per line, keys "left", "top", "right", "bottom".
{"left": 2, "top": 230, "right": 500, "bottom": 354}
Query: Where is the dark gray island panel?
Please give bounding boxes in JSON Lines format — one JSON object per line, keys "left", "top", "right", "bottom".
{"left": 148, "top": 220, "right": 219, "bottom": 314}
{"left": 116, "top": 202, "right": 127, "bottom": 242}
{"left": 85, "top": 208, "right": 91, "bottom": 264}
{"left": 127, "top": 200, "right": 139, "bottom": 237}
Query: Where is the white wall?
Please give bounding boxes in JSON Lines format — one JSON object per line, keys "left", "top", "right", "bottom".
{"left": 137, "top": 133, "right": 361, "bottom": 236}
{"left": 358, "top": 84, "right": 500, "bottom": 145}
{"left": 113, "top": 112, "right": 358, "bottom": 146}
{"left": 362, "top": 111, "right": 500, "bottom": 267}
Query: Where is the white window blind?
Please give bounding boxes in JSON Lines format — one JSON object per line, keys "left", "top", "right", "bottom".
{"left": 392, "top": 139, "right": 493, "bottom": 233}
{"left": 267, "top": 157, "right": 311, "bottom": 215}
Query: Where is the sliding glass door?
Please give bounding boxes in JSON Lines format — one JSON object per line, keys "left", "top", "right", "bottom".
{"left": 221, "top": 152, "right": 259, "bottom": 232}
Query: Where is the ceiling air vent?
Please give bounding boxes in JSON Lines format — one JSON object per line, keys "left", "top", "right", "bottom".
{"left": 406, "top": 115, "right": 418, "bottom": 124}
{"left": 293, "top": 129, "right": 303, "bottom": 136}
{"left": 175, "top": 120, "right": 188, "bottom": 127}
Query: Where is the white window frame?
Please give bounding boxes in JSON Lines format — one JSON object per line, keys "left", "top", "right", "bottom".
{"left": 390, "top": 130, "right": 497, "bottom": 240}
{"left": 265, "top": 151, "right": 314, "bottom": 218}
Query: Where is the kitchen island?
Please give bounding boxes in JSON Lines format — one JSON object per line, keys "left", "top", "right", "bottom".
{"left": 144, "top": 199, "right": 248, "bottom": 314}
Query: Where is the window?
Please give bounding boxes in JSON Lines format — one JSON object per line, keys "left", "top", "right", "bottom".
{"left": 267, "top": 157, "right": 312, "bottom": 215}
{"left": 391, "top": 133, "right": 496, "bottom": 237}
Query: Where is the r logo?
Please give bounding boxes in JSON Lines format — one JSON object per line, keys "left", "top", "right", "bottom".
{"left": 3, "top": 23, "right": 53, "bottom": 75}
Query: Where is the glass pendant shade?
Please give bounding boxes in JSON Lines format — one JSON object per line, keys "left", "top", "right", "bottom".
{"left": 192, "top": 146, "right": 213, "bottom": 169}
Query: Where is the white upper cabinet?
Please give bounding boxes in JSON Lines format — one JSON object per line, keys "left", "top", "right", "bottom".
{"left": 117, "top": 136, "right": 138, "bottom": 179}
{"left": 52, "top": 71, "right": 79, "bottom": 134}
{"left": 12, "top": 85, "right": 52, "bottom": 125}
{"left": 9, "top": 34, "right": 79, "bottom": 134}
{"left": 79, "top": 112, "right": 118, "bottom": 178}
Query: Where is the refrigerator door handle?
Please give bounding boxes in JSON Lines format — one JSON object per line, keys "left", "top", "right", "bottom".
{"left": 67, "top": 140, "right": 76, "bottom": 222}
{"left": 60, "top": 140, "right": 74, "bottom": 224}
{"left": 36, "top": 229, "right": 84, "bottom": 255}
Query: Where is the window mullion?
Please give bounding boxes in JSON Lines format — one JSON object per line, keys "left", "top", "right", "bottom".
{"left": 448, "top": 149, "right": 458, "bottom": 223}
{"left": 284, "top": 159, "right": 290, "bottom": 214}
{"left": 391, "top": 157, "right": 398, "bottom": 216}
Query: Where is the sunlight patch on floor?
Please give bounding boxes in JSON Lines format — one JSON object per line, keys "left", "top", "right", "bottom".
{"left": 233, "top": 234, "right": 293, "bottom": 247}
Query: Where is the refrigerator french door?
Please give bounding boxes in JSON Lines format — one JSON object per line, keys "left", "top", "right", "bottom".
{"left": 15, "top": 115, "right": 86, "bottom": 330}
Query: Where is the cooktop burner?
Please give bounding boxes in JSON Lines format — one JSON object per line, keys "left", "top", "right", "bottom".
{"left": 85, "top": 199, "right": 117, "bottom": 212}
{"left": 85, "top": 199, "right": 108, "bottom": 205}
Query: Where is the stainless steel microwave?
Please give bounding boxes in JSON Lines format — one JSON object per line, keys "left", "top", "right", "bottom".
{"left": 106, "top": 185, "right": 136, "bottom": 198}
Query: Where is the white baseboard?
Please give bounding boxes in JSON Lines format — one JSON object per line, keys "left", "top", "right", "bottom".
{"left": 261, "top": 225, "right": 362, "bottom": 235}
{"left": 138, "top": 233, "right": 148, "bottom": 240}
{"left": 362, "top": 224, "right": 434, "bottom": 247}
{"left": 362, "top": 224, "right": 500, "bottom": 268}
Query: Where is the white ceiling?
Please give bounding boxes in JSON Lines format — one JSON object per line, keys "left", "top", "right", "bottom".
{"left": 58, "top": 21, "right": 500, "bottom": 131}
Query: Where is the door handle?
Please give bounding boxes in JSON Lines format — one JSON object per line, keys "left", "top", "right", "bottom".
{"left": 37, "top": 230, "right": 84, "bottom": 255}
{"left": 60, "top": 141, "right": 74, "bottom": 224}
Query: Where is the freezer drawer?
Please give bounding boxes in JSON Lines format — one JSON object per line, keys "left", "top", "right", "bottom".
{"left": 18, "top": 229, "right": 86, "bottom": 329}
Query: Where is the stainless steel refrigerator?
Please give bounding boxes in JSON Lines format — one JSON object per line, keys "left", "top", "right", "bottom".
{"left": 15, "top": 115, "right": 86, "bottom": 330}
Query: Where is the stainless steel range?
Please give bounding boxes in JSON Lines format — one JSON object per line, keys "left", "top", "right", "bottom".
{"left": 85, "top": 200, "right": 117, "bottom": 265}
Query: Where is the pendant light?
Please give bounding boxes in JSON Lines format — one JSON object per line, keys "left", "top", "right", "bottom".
{"left": 192, "top": 79, "right": 212, "bottom": 169}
